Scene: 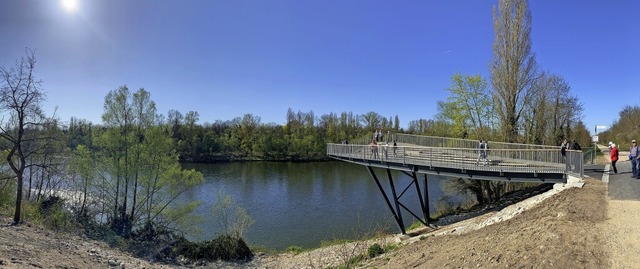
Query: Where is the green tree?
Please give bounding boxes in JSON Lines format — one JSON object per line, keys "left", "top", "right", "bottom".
{"left": 99, "top": 85, "right": 135, "bottom": 234}
{"left": 436, "top": 74, "right": 494, "bottom": 139}
{"left": 600, "top": 105, "right": 640, "bottom": 148}
{"left": 70, "top": 145, "right": 95, "bottom": 217}
{"left": 572, "top": 121, "right": 592, "bottom": 149}
{"left": 136, "top": 126, "right": 203, "bottom": 237}
{"left": 67, "top": 117, "right": 93, "bottom": 149}
{"left": 95, "top": 86, "right": 204, "bottom": 236}
{"left": 130, "top": 89, "right": 157, "bottom": 226}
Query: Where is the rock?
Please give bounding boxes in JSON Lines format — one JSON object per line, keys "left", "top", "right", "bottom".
{"left": 108, "top": 259, "right": 119, "bottom": 267}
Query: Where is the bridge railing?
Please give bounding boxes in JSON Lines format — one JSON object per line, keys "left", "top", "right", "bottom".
{"left": 327, "top": 143, "right": 584, "bottom": 178}
{"left": 393, "top": 133, "right": 559, "bottom": 150}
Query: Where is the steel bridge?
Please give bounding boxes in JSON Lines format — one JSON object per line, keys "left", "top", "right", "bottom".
{"left": 326, "top": 133, "right": 584, "bottom": 234}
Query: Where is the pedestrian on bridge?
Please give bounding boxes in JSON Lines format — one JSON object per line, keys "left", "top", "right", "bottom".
{"left": 630, "top": 140, "right": 640, "bottom": 178}
{"left": 561, "top": 139, "right": 569, "bottom": 171}
{"left": 610, "top": 143, "right": 619, "bottom": 174}
{"left": 476, "top": 140, "right": 488, "bottom": 165}
{"left": 383, "top": 142, "right": 389, "bottom": 159}
{"left": 371, "top": 140, "right": 379, "bottom": 159}
{"left": 393, "top": 141, "right": 397, "bottom": 157}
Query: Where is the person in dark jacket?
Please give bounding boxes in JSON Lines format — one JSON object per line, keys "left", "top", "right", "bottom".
{"left": 630, "top": 140, "right": 640, "bottom": 178}
{"left": 571, "top": 140, "right": 581, "bottom": 151}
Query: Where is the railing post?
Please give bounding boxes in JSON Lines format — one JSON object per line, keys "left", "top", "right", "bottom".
{"left": 403, "top": 147, "right": 406, "bottom": 165}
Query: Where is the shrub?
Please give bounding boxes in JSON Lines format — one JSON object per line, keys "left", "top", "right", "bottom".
{"left": 38, "top": 195, "right": 77, "bottom": 231}
{"left": 172, "top": 234, "right": 253, "bottom": 262}
{"left": 367, "top": 243, "right": 384, "bottom": 258}
{"left": 21, "top": 201, "right": 43, "bottom": 223}
{"left": 0, "top": 180, "right": 16, "bottom": 213}
{"left": 0, "top": 194, "right": 75, "bottom": 229}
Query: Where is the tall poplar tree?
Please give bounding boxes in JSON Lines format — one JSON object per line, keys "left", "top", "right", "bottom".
{"left": 490, "top": 0, "right": 538, "bottom": 142}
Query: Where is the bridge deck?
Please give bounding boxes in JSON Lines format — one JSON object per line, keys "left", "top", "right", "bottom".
{"left": 327, "top": 134, "right": 584, "bottom": 183}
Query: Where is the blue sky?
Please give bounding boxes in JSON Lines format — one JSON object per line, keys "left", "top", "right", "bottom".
{"left": 1, "top": 0, "right": 638, "bottom": 134}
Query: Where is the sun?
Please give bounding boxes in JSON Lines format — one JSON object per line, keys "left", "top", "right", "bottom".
{"left": 61, "top": 0, "right": 78, "bottom": 13}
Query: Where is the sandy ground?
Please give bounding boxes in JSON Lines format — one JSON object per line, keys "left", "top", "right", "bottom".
{"left": 607, "top": 200, "right": 640, "bottom": 269}
{"left": 0, "top": 151, "right": 638, "bottom": 268}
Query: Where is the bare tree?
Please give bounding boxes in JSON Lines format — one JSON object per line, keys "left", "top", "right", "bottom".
{"left": 490, "top": 0, "right": 538, "bottom": 142}
{"left": 0, "top": 49, "right": 49, "bottom": 224}
{"left": 359, "top": 111, "right": 382, "bottom": 131}
{"left": 523, "top": 73, "right": 582, "bottom": 145}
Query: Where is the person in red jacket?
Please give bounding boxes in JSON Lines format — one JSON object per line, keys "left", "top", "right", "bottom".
{"left": 610, "top": 143, "right": 619, "bottom": 174}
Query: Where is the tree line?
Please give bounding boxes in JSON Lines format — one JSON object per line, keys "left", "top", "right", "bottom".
{"left": 599, "top": 105, "right": 640, "bottom": 151}
{"left": 67, "top": 108, "right": 405, "bottom": 163}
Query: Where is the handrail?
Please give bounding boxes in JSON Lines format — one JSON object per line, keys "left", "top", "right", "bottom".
{"left": 327, "top": 134, "right": 584, "bottom": 179}
{"left": 393, "top": 133, "right": 560, "bottom": 150}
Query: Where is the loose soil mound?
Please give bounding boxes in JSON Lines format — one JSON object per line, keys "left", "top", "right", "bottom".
{"left": 366, "top": 178, "right": 609, "bottom": 268}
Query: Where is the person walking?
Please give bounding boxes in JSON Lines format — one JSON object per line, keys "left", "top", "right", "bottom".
{"left": 370, "top": 140, "right": 378, "bottom": 159}
{"left": 610, "top": 143, "right": 619, "bottom": 174}
{"left": 476, "top": 140, "right": 488, "bottom": 165}
{"left": 393, "top": 141, "right": 397, "bottom": 157}
{"left": 383, "top": 142, "right": 388, "bottom": 159}
{"left": 561, "top": 139, "right": 569, "bottom": 171}
{"left": 630, "top": 140, "right": 640, "bottom": 178}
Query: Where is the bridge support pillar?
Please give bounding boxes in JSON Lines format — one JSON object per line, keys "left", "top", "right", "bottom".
{"left": 366, "top": 166, "right": 432, "bottom": 235}
{"left": 367, "top": 166, "right": 406, "bottom": 234}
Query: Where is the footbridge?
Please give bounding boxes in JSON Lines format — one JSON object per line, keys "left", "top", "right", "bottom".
{"left": 327, "top": 133, "right": 584, "bottom": 234}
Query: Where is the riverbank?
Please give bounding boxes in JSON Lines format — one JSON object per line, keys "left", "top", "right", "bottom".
{"left": 0, "top": 175, "right": 610, "bottom": 268}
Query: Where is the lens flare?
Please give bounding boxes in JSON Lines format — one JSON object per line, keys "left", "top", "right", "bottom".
{"left": 61, "top": 0, "right": 78, "bottom": 13}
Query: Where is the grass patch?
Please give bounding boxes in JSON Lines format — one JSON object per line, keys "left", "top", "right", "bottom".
{"left": 383, "top": 243, "right": 399, "bottom": 252}
{"left": 285, "top": 245, "right": 305, "bottom": 254}
{"left": 407, "top": 221, "right": 424, "bottom": 231}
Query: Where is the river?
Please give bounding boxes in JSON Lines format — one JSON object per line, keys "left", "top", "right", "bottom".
{"left": 179, "top": 161, "right": 466, "bottom": 250}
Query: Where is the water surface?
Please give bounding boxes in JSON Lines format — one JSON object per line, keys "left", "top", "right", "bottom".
{"left": 180, "top": 161, "right": 454, "bottom": 250}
